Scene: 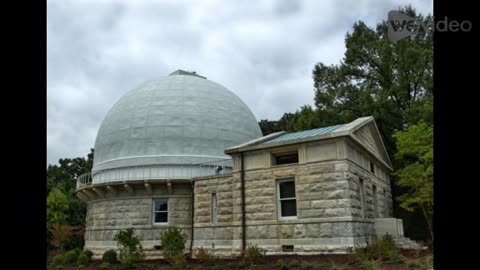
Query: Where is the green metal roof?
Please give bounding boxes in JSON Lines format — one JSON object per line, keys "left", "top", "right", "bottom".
{"left": 261, "top": 124, "right": 344, "bottom": 144}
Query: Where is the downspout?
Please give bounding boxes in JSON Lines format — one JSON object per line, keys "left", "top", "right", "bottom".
{"left": 190, "top": 181, "right": 195, "bottom": 256}
{"left": 240, "top": 152, "right": 246, "bottom": 256}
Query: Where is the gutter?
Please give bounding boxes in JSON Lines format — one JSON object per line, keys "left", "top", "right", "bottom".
{"left": 190, "top": 181, "right": 195, "bottom": 256}
{"left": 240, "top": 152, "right": 246, "bottom": 256}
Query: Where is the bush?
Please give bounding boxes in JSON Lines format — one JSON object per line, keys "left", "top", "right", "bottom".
{"left": 73, "top": 248, "right": 82, "bottom": 256}
{"left": 63, "top": 250, "right": 79, "bottom": 264}
{"left": 289, "top": 259, "right": 299, "bottom": 268}
{"left": 82, "top": 249, "right": 94, "bottom": 260}
{"left": 55, "top": 265, "right": 64, "bottom": 270}
{"left": 77, "top": 253, "right": 90, "bottom": 266}
{"left": 102, "top": 249, "right": 118, "bottom": 263}
{"left": 51, "top": 254, "right": 65, "bottom": 266}
{"left": 195, "top": 247, "right": 217, "bottom": 265}
{"left": 160, "top": 226, "right": 187, "bottom": 261}
{"left": 168, "top": 252, "right": 187, "bottom": 270}
{"left": 114, "top": 228, "right": 145, "bottom": 268}
{"left": 276, "top": 259, "right": 285, "bottom": 268}
{"left": 77, "top": 265, "right": 85, "bottom": 270}
{"left": 246, "top": 243, "right": 265, "bottom": 263}
{"left": 360, "top": 259, "right": 381, "bottom": 270}
{"left": 100, "top": 262, "right": 111, "bottom": 270}
{"left": 281, "top": 263, "right": 290, "bottom": 270}
{"left": 348, "top": 234, "right": 400, "bottom": 262}
{"left": 238, "top": 259, "right": 247, "bottom": 268}
{"left": 327, "top": 259, "right": 347, "bottom": 270}
{"left": 300, "top": 261, "right": 313, "bottom": 270}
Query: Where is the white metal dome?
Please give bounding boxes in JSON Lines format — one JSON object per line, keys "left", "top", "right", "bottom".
{"left": 91, "top": 70, "right": 262, "bottom": 183}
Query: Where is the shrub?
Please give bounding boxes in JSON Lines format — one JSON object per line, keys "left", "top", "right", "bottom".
{"left": 55, "top": 265, "right": 64, "bottom": 270}
{"left": 114, "top": 228, "right": 145, "bottom": 268}
{"left": 73, "top": 248, "right": 82, "bottom": 256}
{"left": 212, "top": 265, "right": 222, "bottom": 270}
{"left": 289, "top": 259, "right": 299, "bottom": 268}
{"left": 327, "top": 259, "right": 347, "bottom": 270}
{"left": 77, "top": 253, "right": 90, "bottom": 266}
{"left": 77, "top": 265, "right": 85, "bottom": 270}
{"left": 63, "top": 250, "right": 79, "bottom": 264}
{"left": 195, "top": 247, "right": 217, "bottom": 265}
{"left": 276, "top": 259, "right": 285, "bottom": 268}
{"left": 100, "top": 262, "right": 111, "bottom": 270}
{"left": 300, "top": 261, "right": 313, "bottom": 270}
{"left": 82, "top": 249, "right": 94, "bottom": 260}
{"left": 51, "top": 254, "right": 65, "bottom": 266}
{"left": 160, "top": 226, "right": 187, "bottom": 261}
{"left": 281, "top": 263, "right": 290, "bottom": 270}
{"left": 246, "top": 243, "right": 265, "bottom": 263}
{"left": 168, "top": 252, "right": 187, "bottom": 270}
{"left": 360, "top": 259, "right": 381, "bottom": 270}
{"left": 238, "top": 259, "right": 247, "bottom": 268}
{"left": 102, "top": 249, "right": 118, "bottom": 263}
{"left": 348, "top": 234, "right": 400, "bottom": 262}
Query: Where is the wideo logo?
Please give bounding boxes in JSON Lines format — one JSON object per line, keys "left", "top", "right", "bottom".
{"left": 387, "top": 10, "right": 472, "bottom": 42}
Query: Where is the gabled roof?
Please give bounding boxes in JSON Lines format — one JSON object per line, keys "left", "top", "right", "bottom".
{"left": 225, "top": 116, "right": 393, "bottom": 171}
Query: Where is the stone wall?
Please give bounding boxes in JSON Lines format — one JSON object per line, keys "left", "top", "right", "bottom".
{"left": 84, "top": 182, "right": 193, "bottom": 259}
{"left": 193, "top": 138, "right": 386, "bottom": 256}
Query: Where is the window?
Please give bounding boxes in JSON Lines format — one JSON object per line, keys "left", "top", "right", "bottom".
{"left": 153, "top": 199, "right": 168, "bottom": 224}
{"left": 372, "top": 185, "right": 378, "bottom": 218}
{"left": 273, "top": 151, "right": 299, "bottom": 165}
{"left": 359, "top": 179, "right": 366, "bottom": 218}
{"left": 370, "top": 162, "right": 375, "bottom": 173}
{"left": 211, "top": 193, "right": 217, "bottom": 224}
{"left": 277, "top": 179, "right": 297, "bottom": 219}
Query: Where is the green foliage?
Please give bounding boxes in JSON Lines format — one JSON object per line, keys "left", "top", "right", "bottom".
{"left": 168, "top": 252, "right": 187, "bottom": 270}
{"left": 359, "top": 259, "right": 381, "bottom": 270}
{"left": 393, "top": 122, "right": 433, "bottom": 241}
{"left": 82, "top": 249, "right": 94, "bottom": 260}
{"left": 63, "top": 250, "right": 79, "bottom": 264}
{"left": 300, "top": 261, "right": 313, "bottom": 270}
{"left": 348, "top": 234, "right": 400, "bottom": 263}
{"left": 114, "top": 228, "right": 145, "bottom": 268}
{"left": 326, "top": 259, "right": 347, "bottom": 270}
{"left": 77, "top": 265, "right": 85, "bottom": 270}
{"left": 194, "top": 247, "right": 217, "bottom": 265}
{"left": 102, "top": 249, "right": 118, "bottom": 263}
{"left": 159, "top": 226, "right": 187, "bottom": 261}
{"left": 276, "top": 259, "right": 285, "bottom": 268}
{"left": 77, "top": 253, "right": 90, "bottom": 266}
{"left": 238, "top": 259, "right": 247, "bottom": 268}
{"left": 51, "top": 254, "right": 65, "bottom": 266}
{"left": 56, "top": 265, "right": 64, "bottom": 270}
{"left": 47, "top": 188, "right": 69, "bottom": 225}
{"left": 100, "top": 262, "right": 111, "bottom": 270}
{"left": 281, "top": 263, "right": 290, "bottom": 270}
{"left": 245, "top": 243, "right": 265, "bottom": 263}
{"left": 406, "top": 255, "right": 433, "bottom": 270}
{"left": 47, "top": 149, "right": 93, "bottom": 252}
{"left": 212, "top": 265, "right": 222, "bottom": 270}
{"left": 289, "top": 259, "right": 299, "bottom": 268}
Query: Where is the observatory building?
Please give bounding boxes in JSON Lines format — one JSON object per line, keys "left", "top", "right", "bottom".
{"left": 76, "top": 70, "right": 415, "bottom": 258}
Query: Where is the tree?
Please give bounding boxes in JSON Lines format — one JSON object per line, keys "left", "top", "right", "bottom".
{"left": 312, "top": 5, "right": 432, "bottom": 158}
{"left": 47, "top": 188, "right": 69, "bottom": 225}
{"left": 393, "top": 122, "right": 433, "bottom": 242}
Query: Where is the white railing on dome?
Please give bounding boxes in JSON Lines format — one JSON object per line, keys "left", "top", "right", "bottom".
{"left": 76, "top": 158, "right": 233, "bottom": 189}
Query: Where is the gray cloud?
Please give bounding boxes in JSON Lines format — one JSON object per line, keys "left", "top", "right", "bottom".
{"left": 47, "top": 0, "right": 432, "bottom": 165}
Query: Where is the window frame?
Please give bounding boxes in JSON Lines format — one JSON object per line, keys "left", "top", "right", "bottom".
{"left": 277, "top": 178, "right": 297, "bottom": 220}
{"left": 153, "top": 198, "right": 169, "bottom": 225}
{"left": 271, "top": 150, "right": 299, "bottom": 166}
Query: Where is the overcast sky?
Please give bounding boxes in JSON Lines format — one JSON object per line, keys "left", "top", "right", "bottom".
{"left": 47, "top": 0, "right": 432, "bottom": 166}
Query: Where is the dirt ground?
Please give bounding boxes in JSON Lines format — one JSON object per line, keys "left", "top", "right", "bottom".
{"left": 48, "top": 249, "right": 433, "bottom": 270}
